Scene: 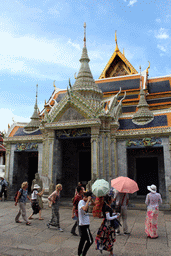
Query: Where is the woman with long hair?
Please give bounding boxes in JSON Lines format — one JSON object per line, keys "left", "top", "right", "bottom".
{"left": 47, "top": 184, "right": 63, "bottom": 231}
{"left": 145, "top": 184, "right": 162, "bottom": 238}
{"left": 95, "top": 194, "right": 120, "bottom": 256}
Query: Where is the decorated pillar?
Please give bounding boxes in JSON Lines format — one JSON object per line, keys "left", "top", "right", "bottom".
{"left": 169, "top": 136, "right": 171, "bottom": 159}
{"left": 42, "top": 129, "right": 55, "bottom": 183}
{"left": 4, "top": 143, "right": 10, "bottom": 181}
{"left": 104, "top": 132, "right": 111, "bottom": 181}
{"left": 91, "top": 126, "right": 100, "bottom": 179}
{"left": 111, "top": 136, "right": 118, "bottom": 179}
{"left": 53, "top": 136, "right": 62, "bottom": 185}
{"left": 110, "top": 123, "right": 119, "bottom": 179}
{"left": 99, "top": 132, "right": 105, "bottom": 178}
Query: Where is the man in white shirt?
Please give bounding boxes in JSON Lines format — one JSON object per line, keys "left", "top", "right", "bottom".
{"left": 115, "top": 191, "right": 130, "bottom": 235}
{"left": 78, "top": 191, "right": 93, "bottom": 256}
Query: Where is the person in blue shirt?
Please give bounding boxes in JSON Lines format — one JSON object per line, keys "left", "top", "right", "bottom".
{"left": 15, "top": 181, "right": 32, "bottom": 225}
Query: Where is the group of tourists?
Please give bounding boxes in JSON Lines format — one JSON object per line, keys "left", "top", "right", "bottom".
{"left": 14, "top": 180, "right": 163, "bottom": 256}
{"left": 71, "top": 183, "right": 129, "bottom": 256}
{"left": 71, "top": 182, "right": 162, "bottom": 256}
{"left": 15, "top": 181, "right": 44, "bottom": 225}
{"left": 14, "top": 181, "right": 62, "bottom": 229}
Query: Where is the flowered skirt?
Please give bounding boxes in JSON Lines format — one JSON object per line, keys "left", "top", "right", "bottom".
{"left": 95, "top": 218, "right": 116, "bottom": 252}
{"left": 92, "top": 197, "right": 104, "bottom": 218}
{"left": 145, "top": 206, "right": 159, "bottom": 238}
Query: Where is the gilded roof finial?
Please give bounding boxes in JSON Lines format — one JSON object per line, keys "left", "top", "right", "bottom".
{"left": 53, "top": 80, "right": 56, "bottom": 89}
{"left": 146, "top": 61, "right": 150, "bottom": 75}
{"left": 83, "top": 22, "right": 86, "bottom": 47}
{"left": 115, "top": 30, "right": 119, "bottom": 52}
{"left": 123, "top": 48, "right": 125, "bottom": 56}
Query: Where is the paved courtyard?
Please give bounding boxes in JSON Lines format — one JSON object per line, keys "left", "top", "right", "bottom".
{"left": 0, "top": 201, "right": 171, "bottom": 256}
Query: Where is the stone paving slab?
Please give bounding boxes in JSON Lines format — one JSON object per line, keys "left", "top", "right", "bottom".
{"left": 0, "top": 202, "right": 171, "bottom": 256}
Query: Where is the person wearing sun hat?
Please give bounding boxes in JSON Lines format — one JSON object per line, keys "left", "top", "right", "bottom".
{"left": 28, "top": 184, "right": 44, "bottom": 220}
{"left": 145, "top": 184, "right": 162, "bottom": 239}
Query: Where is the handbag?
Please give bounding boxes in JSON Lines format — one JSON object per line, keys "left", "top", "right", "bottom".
{"left": 112, "top": 218, "right": 122, "bottom": 229}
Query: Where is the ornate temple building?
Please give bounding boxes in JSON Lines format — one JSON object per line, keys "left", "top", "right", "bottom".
{"left": 4, "top": 26, "right": 171, "bottom": 207}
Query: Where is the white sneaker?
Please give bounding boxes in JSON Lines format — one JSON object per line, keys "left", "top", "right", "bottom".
{"left": 58, "top": 227, "right": 63, "bottom": 232}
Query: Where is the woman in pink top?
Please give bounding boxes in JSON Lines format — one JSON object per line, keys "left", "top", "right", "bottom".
{"left": 145, "top": 184, "right": 162, "bottom": 238}
{"left": 47, "top": 184, "right": 63, "bottom": 232}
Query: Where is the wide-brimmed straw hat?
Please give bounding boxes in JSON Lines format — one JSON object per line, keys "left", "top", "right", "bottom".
{"left": 33, "top": 184, "right": 40, "bottom": 189}
{"left": 147, "top": 184, "right": 157, "bottom": 193}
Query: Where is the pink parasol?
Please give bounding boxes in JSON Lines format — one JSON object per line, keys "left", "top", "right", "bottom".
{"left": 111, "top": 176, "right": 139, "bottom": 194}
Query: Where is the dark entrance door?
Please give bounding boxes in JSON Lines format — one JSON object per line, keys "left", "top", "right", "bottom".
{"left": 79, "top": 151, "right": 91, "bottom": 182}
{"left": 61, "top": 138, "right": 91, "bottom": 197}
{"left": 127, "top": 147, "right": 165, "bottom": 197}
{"left": 136, "top": 157, "right": 158, "bottom": 195}
{"left": 28, "top": 152, "right": 38, "bottom": 192}
{"left": 13, "top": 151, "right": 38, "bottom": 193}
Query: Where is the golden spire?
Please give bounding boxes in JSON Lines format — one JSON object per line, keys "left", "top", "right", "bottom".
{"left": 146, "top": 61, "right": 150, "bottom": 75}
{"left": 83, "top": 22, "right": 86, "bottom": 47}
{"left": 123, "top": 48, "right": 125, "bottom": 56}
{"left": 115, "top": 30, "right": 119, "bottom": 52}
{"left": 53, "top": 80, "right": 56, "bottom": 89}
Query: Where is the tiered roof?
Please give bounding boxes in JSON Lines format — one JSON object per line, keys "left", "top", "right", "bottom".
{"left": 6, "top": 29, "right": 171, "bottom": 137}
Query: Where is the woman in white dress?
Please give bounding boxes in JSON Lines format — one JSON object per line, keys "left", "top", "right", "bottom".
{"left": 145, "top": 184, "right": 162, "bottom": 238}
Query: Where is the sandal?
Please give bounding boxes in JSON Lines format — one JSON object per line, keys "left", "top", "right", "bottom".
{"left": 28, "top": 217, "right": 33, "bottom": 219}
{"left": 39, "top": 218, "right": 44, "bottom": 220}
{"left": 16, "top": 220, "right": 22, "bottom": 223}
{"left": 26, "top": 222, "right": 31, "bottom": 225}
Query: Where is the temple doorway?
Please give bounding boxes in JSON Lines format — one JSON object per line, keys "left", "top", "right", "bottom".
{"left": 13, "top": 151, "right": 38, "bottom": 192}
{"left": 127, "top": 147, "right": 165, "bottom": 197}
{"left": 60, "top": 138, "right": 91, "bottom": 197}
{"left": 136, "top": 157, "right": 158, "bottom": 195}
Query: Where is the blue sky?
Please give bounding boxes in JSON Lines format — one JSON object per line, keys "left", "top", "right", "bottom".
{"left": 0, "top": 0, "right": 171, "bottom": 132}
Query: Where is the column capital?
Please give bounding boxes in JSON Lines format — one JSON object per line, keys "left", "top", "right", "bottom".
{"left": 91, "top": 134, "right": 99, "bottom": 144}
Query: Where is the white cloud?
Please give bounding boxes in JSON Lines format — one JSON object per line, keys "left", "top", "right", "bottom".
{"left": 157, "top": 44, "right": 167, "bottom": 52}
{"left": 47, "top": 2, "right": 70, "bottom": 17}
{"left": 128, "top": 0, "right": 137, "bottom": 6}
{"left": 89, "top": 50, "right": 103, "bottom": 61}
{"left": 155, "top": 28, "right": 169, "bottom": 39}
{"left": 67, "top": 39, "right": 81, "bottom": 51}
{"left": 0, "top": 30, "right": 82, "bottom": 76}
{"left": 156, "top": 18, "right": 161, "bottom": 23}
{"left": 0, "top": 108, "right": 30, "bottom": 132}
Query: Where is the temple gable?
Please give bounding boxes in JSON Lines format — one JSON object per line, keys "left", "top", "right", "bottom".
{"left": 58, "top": 107, "right": 86, "bottom": 122}
{"left": 99, "top": 32, "right": 138, "bottom": 79}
